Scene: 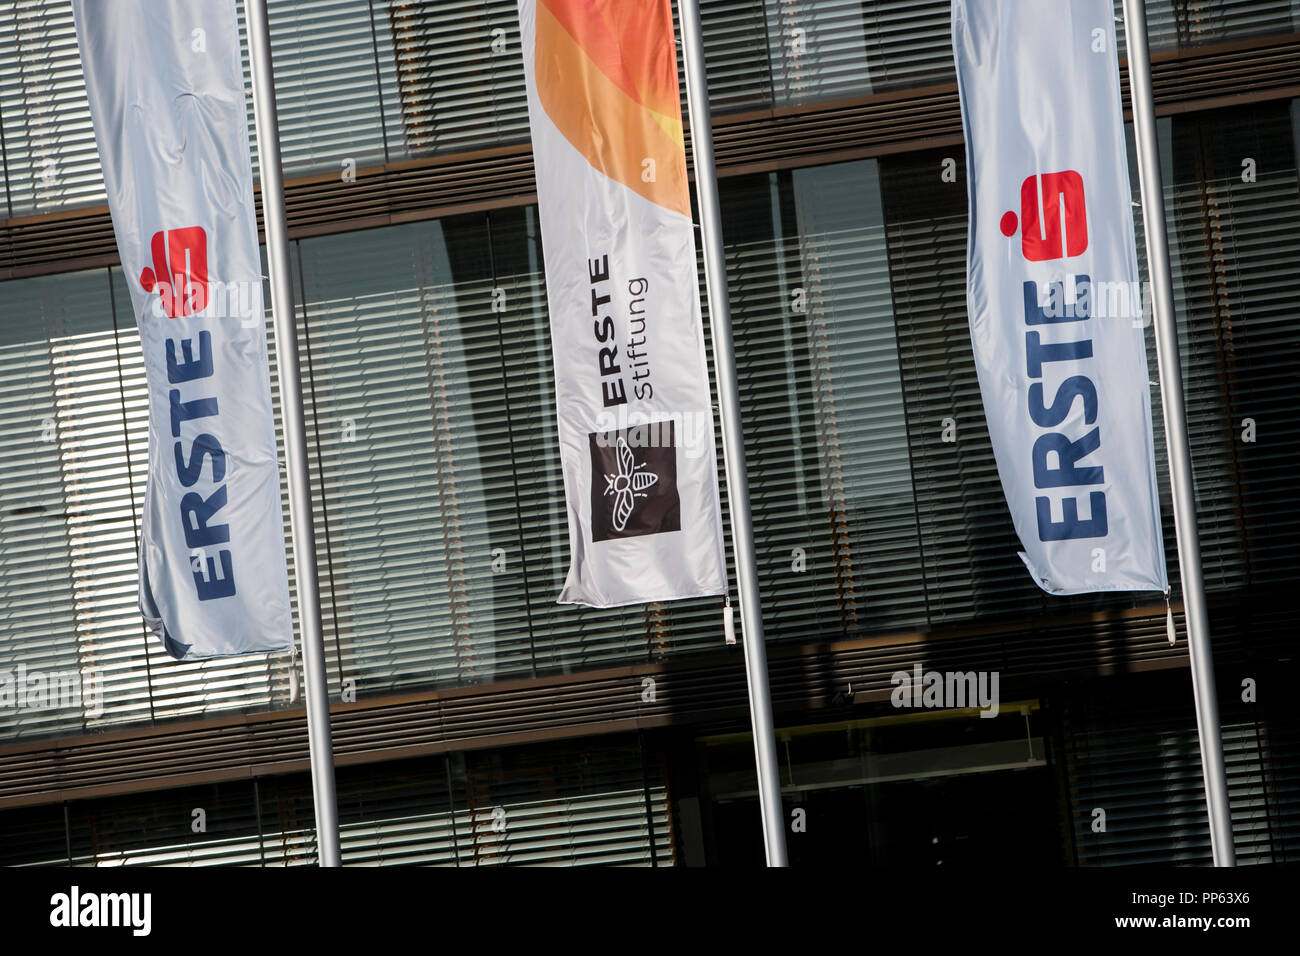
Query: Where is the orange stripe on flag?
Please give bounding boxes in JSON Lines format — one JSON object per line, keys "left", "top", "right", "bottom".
{"left": 539, "top": 0, "right": 680, "bottom": 121}
{"left": 535, "top": 0, "right": 689, "bottom": 218}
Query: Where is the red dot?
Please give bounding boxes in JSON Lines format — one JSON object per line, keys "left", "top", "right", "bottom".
{"left": 1000, "top": 211, "right": 1018, "bottom": 237}
{"left": 139, "top": 267, "right": 156, "bottom": 293}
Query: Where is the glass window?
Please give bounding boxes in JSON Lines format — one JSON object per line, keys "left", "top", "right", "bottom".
{"left": 1168, "top": 100, "right": 1300, "bottom": 590}
{"left": 294, "top": 215, "right": 534, "bottom": 691}
{"left": 0, "top": 737, "right": 671, "bottom": 866}
{"left": 721, "top": 161, "right": 926, "bottom": 639}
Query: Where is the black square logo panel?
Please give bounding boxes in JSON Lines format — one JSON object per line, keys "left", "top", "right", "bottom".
{"left": 588, "top": 422, "right": 680, "bottom": 542}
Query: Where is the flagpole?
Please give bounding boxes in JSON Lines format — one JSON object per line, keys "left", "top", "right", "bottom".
{"left": 246, "top": 0, "right": 342, "bottom": 868}
{"left": 678, "top": 0, "right": 789, "bottom": 867}
{"left": 1121, "top": 0, "right": 1235, "bottom": 867}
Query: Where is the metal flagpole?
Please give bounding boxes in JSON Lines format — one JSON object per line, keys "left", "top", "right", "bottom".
{"left": 246, "top": 0, "right": 342, "bottom": 868}
{"left": 678, "top": 0, "right": 789, "bottom": 868}
{"left": 1121, "top": 0, "right": 1235, "bottom": 867}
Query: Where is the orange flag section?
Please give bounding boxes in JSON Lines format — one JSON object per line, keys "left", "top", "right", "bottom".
{"left": 535, "top": 0, "right": 690, "bottom": 219}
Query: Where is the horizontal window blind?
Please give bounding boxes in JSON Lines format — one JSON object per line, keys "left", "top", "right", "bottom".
{"left": 294, "top": 215, "right": 536, "bottom": 693}
{"left": 1169, "top": 102, "right": 1300, "bottom": 590}
{"left": 0, "top": 271, "right": 84, "bottom": 740}
{"left": 48, "top": 269, "right": 155, "bottom": 729}
{"left": 236, "top": 0, "right": 397, "bottom": 177}
{"left": 717, "top": 162, "right": 932, "bottom": 643}
{"left": 789, "top": 160, "right": 928, "bottom": 632}
{"left": 67, "top": 781, "right": 264, "bottom": 866}
{"left": 0, "top": 802, "right": 66, "bottom": 865}
{"left": 387, "top": 0, "right": 530, "bottom": 157}
{"left": 267, "top": 742, "right": 674, "bottom": 866}
{"left": 336, "top": 767, "right": 460, "bottom": 866}
{"left": 719, "top": 170, "right": 843, "bottom": 644}
{"left": 881, "top": 156, "right": 1047, "bottom": 624}
{"left": 701, "top": 1, "right": 1300, "bottom": 113}
{"left": 450, "top": 741, "right": 672, "bottom": 866}
{"left": 767, "top": 0, "right": 954, "bottom": 105}
{"left": 0, "top": 0, "right": 399, "bottom": 217}
{"left": 1118, "top": 119, "right": 1226, "bottom": 600}
{"left": 255, "top": 775, "right": 319, "bottom": 866}
{"left": 1258, "top": 661, "right": 1300, "bottom": 861}
{"left": 690, "top": 0, "right": 1300, "bottom": 114}
{"left": 677, "top": 0, "right": 775, "bottom": 115}
{"left": 0, "top": 0, "right": 102, "bottom": 214}
{"left": 0, "top": 737, "right": 674, "bottom": 866}
{"left": 1061, "top": 673, "right": 1285, "bottom": 865}
{"left": 0, "top": 266, "right": 295, "bottom": 742}
{"left": 1159, "top": 0, "right": 1300, "bottom": 49}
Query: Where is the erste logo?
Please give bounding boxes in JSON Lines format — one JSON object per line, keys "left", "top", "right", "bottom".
{"left": 1000, "top": 171, "right": 1088, "bottom": 261}
{"left": 140, "top": 226, "right": 209, "bottom": 318}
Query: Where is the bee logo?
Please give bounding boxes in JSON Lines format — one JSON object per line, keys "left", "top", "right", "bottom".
{"left": 588, "top": 425, "right": 680, "bottom": 542}
{"left": 603, "top": 437, "right": 659, "bottom": 532}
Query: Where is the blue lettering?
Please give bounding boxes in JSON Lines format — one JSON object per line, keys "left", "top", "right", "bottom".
{"left": 1037, "top": 492, "right": 1108, "bottom": 541}
{"left": 166, "top": 331, "right": 214, "bottom": 383}
{"left": 170, "top": 389, "right": 219, "bottom": 438}
{"left": 174, "top": 434, "right": 227, "bottom": 488}
{"left": 1032, "top": 428, "right": 1104, "bottom": 488}
{"left": 1023, "top": 279, "right": 1108, "bottom": 545}
{"left": 1023, "top": 275, "right": 1092, "bottom": 325}
{"left": 180, "top": 483, "right": 230, "bottom": 548}
{"left": 193, "top": 550, "right": 237, "bottom": 601}
{"left": 1029, "top": 375, "right": 1098, "bottom": 428}
{"left": 1025, "top": 331, "right": 1092, "bottom": 378}
{"left": 166, "top": 336, "right": 238, "bottom": 600}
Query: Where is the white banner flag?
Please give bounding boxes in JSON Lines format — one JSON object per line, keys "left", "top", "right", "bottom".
{"left": 952, "top": 0, "right": 1168, "bottom": 595}
{"left": 73, "top": 0, "right": 293, "bottom": 658}
{"left": 518, "top": 0, "right": 727, "bottom": 606}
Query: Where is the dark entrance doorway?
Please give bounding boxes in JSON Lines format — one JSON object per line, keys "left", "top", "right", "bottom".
{"left": 699, "top": 702, "right": 1062, "bottom": 867}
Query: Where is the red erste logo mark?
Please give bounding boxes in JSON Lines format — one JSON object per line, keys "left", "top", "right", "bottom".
{"left": 139, "top": 226, "right": 209, "bottom": 318}
{"left": 1000, "top": 171, "right": 1088, "bottom": 261}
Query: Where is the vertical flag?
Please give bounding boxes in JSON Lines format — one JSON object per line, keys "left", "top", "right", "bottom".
{"left": 952, "top": 0, "right": 1168, "bottom": 595}
{"left": 73, "top": 0, "right": 293, "bottom": 658}
{"left": 518, "top": 0, "right": 727, "bottom": 606}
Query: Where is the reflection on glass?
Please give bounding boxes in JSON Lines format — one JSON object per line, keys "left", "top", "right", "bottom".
{"left": 296, "top": 217, "right": 515, "bottom": 691}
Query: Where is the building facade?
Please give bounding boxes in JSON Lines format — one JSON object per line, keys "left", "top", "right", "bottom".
{"left": 0, "top": 0, "right": 1297, "bottom": 865}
